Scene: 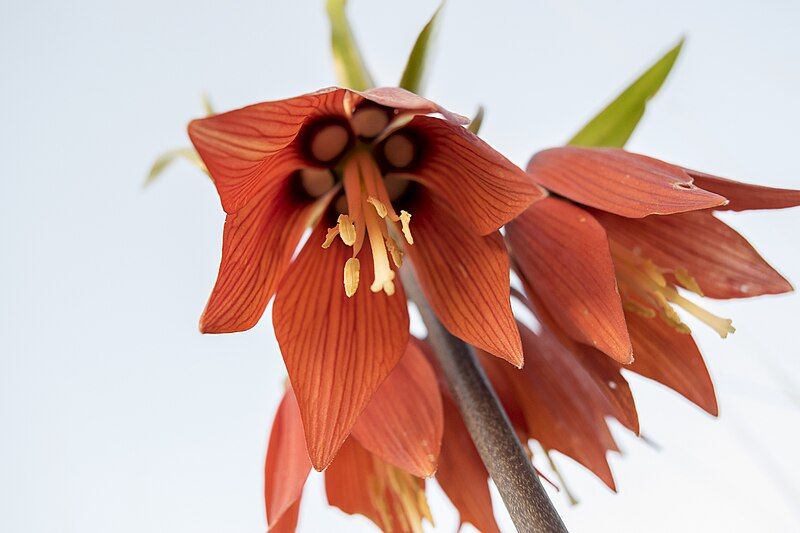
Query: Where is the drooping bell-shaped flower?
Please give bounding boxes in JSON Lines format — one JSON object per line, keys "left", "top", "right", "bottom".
{"left": 189, "top": 87, "right": 543, "bottom": 469}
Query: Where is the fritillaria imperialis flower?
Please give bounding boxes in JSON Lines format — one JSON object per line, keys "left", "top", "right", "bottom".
{"left": 188, "top": 87, "right": 542, "bottom": 470}
{"left": 265, "top": 338, "right": 516, "bottom": 533}
{"left": 492, "top": 146, "right": 800, "bottom": 486}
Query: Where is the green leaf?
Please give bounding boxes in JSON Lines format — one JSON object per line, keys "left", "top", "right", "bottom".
{"left": 326, "top": 0, "right": 375, "bottom": 90}
{"left": 568, "top": 38, "right": 685, "bottom": 148}
{"left": 399, "top": 2, "right": 445, "bottom": 95}
{"left": 468, "top": 105, "right": 485, "bottom": 135}
{"left": 143, "top": 147, "right": 207, "bottom": 188}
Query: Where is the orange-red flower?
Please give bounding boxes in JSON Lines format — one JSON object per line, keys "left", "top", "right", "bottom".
{"left": 496, "top": 146, "right": 800, "bottom": 486}
{"left": 188, "top": 87, "right": 543, "bottom": 470}
{"left": 264, "top": 339, "right": 510, "bottom": 533}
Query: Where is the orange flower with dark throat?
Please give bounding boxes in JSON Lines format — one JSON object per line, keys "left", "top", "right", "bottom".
{"left": 188, "top": 86, "right": 543, "bottom": 470}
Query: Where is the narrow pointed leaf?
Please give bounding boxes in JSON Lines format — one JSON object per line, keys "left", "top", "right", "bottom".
{"left": 467, "top": 105, "right": 485, "bottom": 135}
{"left": 568, "top": 38, "right": 684, "bottom": 148}
{"left": 326, "top": 0, "right": 375, "bottom": 90}
{"left": 399, "top": 2, "right": 445, "bottom": 95}
{"left": 144, "top": 147, "right": 207, "bottom": 188}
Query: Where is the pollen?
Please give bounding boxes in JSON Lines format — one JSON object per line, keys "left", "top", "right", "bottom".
{"left": 610, "top": 240, "right": 735, "bottom": 338}
{"left": 344, "top": 257, "right": 360, "bottom": 297}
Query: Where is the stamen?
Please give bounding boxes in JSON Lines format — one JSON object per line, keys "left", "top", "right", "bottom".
{"left": 310, "top": 123, "right": 350, "bottom": 162}
{"left": 384, "top": 133, "right": 416, "bottom": 168}
{"left": 299, "top": 168, "right": 335, "bottom": 197}
{"left": 399, "top": 210, "right": 414, "bottom": 244}
{"left": 337, "top": 214, "right": 356, "bottom": 246}
{"left": 385, "top": 237, "right": 403, "bottom": 267}
{"left": 322, "top": 226, "right": 340, "bottom": 249}
{"left": 623, "top": 300, "right": 657, "bottom": 318}
{"left": 674, "top": 268, "right": 704, "bottom": 296}
{"left": 367, "top": 196, "right": 388, "bottom": 218}
{"left": 344, "top": 257, "right": 360, "bottom": 297}
{"left": 351, "top": 106, "right": 390, "bottom": 138}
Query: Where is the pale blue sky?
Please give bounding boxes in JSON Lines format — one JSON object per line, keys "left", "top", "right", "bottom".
{"left": 2, "top": 1, "right": 799, "bottom": 531}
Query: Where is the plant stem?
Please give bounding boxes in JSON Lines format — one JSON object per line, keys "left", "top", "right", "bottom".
{"left": 400, "top": 267, "right": 568, "bottom": 533}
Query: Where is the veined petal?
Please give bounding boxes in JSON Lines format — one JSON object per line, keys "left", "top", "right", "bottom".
{"left": 325, "top": 438, "right": 432, "bottom": 532}
{"left": 265, "top": 388, "right": 311, "bottom": 532}
{"left": 406, "top": 197, "right": 523, "bottom": 366}
{"left": 188, "top": 88, "right": 349, "bottom": 213}
{"left": 624, "top": 309, "right": 718, "bottom": 415}
{"left": 594, "top": 209, "right": 792, "bottom": 299}
{"left": 686, "top": 169, "right": 800, "bottom": 212}
{"left": 351, "top": 341, "right": 443, "bottom": 478}
{"left": 527, "top": 147, "right": 727, "bottom": 218}
{"left": 407, "top": 115, "right": 545, "bottom": 234}
{"left": 201, "top": 180, "right": 324, "bottom": 333}
{"left": 273, "top": 221, "right": 409, "bottom": 470}
{"left": 507, "top": 197, "right": 633, "bottom": 363}
{"left": 436, "top": 391, "right": 501, "bottom": 533}
{"left": 479, "top": 323, "right": 619, "bottom": 490}
{"left": 519, "top": 286, "right": 640, "bottom": 434}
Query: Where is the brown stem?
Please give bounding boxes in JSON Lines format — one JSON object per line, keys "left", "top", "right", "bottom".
{"left": 400, "top": 267, "right": 568, "bottom": 533}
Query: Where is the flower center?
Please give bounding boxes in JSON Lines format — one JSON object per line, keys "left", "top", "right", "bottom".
{"left": 321, "top": 148, "right": 414, "bottom": 297}
{"left": 610, "top": 241, "right": 735, "bottom": 338}
{"left": 351, "top": 105, "right": 391, "bottom": 138}
{"left": 383, "top": 133, "right": 416, "bottom": 169}
{"left": 309, "top": 122, "right": 351, "bottom": 163}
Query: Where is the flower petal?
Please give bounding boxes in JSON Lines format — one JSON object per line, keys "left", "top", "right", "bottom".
{"left": 200, "top": 180, "right": 324, "bottom": 333}
{"left": 436, "top": 391, "right": 501, "bottom": 533}
{"left": 685, "top": 169, "right": 800, "bottom": 212}
{"left": 273, "top": 221, "right": 410, "bottom": 470}
{"left": 518, "top": 287, "right": 640, "bottom": 434}
{"left": 594, "top": 209, "right": 792, "bottom": 299}
{"left": 407, "top": 115, "right": 545, "bottom": 234}
{"left": 406, "top": 196, "right": 523, "bottom": 366}
{"left": 479, "top": 323, "right": 619, "bottom": 489}
{"left": 526, "top": 147, "right": 727, "bottom": 218}
{"left": 265, "top": 387, "right": 311, "bottom": 532}
{"left": 351, "top": 341, "right": 443, "bottom": 478}
{"left": 188, "top": 88, "right": 349, "bottom": 213}
{"left": 507, "top": 197, "right": 633, "bottom": 363}
{"left": 325, "top": 438, "right": 431, "bottom": 532}
{"left": 624, "top": 309, "right": 718, "bottom": 415}
{"left": 360, "top": 87, "right": 468, "bottom": 125}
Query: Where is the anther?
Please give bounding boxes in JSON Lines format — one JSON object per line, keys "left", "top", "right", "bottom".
{"left": 310, "top": 123, "right": 350, "bottom": 162}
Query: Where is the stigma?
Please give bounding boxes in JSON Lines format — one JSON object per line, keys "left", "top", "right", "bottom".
{"left": 321, "top": 148, "right": 414, "bottom": 297}
{"left": 610, "top": 241, "right": 735, "bottom": 338}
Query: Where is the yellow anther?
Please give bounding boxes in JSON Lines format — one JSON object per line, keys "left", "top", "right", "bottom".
{"left": 653, "top": 292, "right": 692, "bottom": 334}
{"left": 385, "top": 237, "right": 404, "bottom": 268}
{"left": 367, "top": 196, "right": 388, "bottom": 218}
{"left": 344, "top": 257, "right": 360, "bottom": 297}
{"left": 322, "top": 226, "right": 340, "bottom": 249}
{"left": 399, "top": 210, "right": 413, "bottom": 244}
{"left": 337, "top": 214, "right": 356, "bottom": 246}
{"left": 623, "top": 300, "right": 657, "bottom": 318}
{"left": 674, "top": 268, "right": 704, "bottom": 296}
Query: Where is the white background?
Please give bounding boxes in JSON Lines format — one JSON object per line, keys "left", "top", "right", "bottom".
{"left": 2, "top": 0, "right": 799, "bottom": 531}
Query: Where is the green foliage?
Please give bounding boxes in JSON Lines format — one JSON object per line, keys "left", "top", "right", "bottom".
{"left": 399, "top": 2, "right": 445, "bottom": 95}
{"left": 568, "top": 38, "right": 684, "bottom": 148}
{"left": 326, "top": 0, "right": 375, "bottom": 90}
{"left": 144, "top": 148, "right": 207, "bottom": 188}
{"left": 468, "top": 105, "right": 485, "bottom": 135}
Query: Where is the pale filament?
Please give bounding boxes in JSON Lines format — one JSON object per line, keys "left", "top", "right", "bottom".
{"left": 610, "top": 240, "right": 735, "bottom": 338}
